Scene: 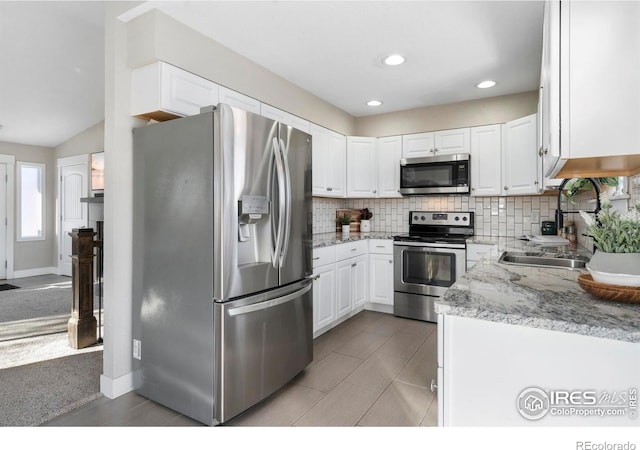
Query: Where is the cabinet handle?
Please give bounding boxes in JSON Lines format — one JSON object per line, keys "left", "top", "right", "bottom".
{"left": 312, "top": 257, "right": 320, "bottom": 260}
{"left": 538, "top": 147, "right": 544, "bottom": 157}
{"left": 504, "top": 186, "right": 508, "bottom": 191}
{"left": 430, "top": 379, "right": 438, "bottom": 393}
{"left": 544, "top": 148, "right": 549, "bottom": 155}
{"left": 351, "top": 263, "right": 357, "bottom": 267}
{"left": 471, "top": 187, "right": 475, "bottom": 191}
{"left": 351, "top": 248, "right": 357, "bottom": 252}
{"left": 389, "top": 260, "right": 393, "bottom": 264}
{"left": 434, "top": 148, "right": 438, "bottom": 153}
{"left": 376, "top": 245, "right": 385, "bottom": 248}
{"left": 327, "top": 187, "right": 333, "bottom": 191}
{"left": 429, "top": 148, "right": 435, "bottom": 153}
{"left": 534, "top": 180, "right": 539, "bottom": 185}
{"left": 373, "top": 190, "right": 377, "bottom": 193}
{"left": 313, "top": 274, "right": 320, "bottom": 280}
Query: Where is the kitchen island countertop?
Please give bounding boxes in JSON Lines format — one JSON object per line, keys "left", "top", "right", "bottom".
{"left": 436, "top": 237, "right": 640, "bottom": 343}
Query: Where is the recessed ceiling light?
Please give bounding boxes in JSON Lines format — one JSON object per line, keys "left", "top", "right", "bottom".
{"left": 383, "top": 54, "right": 405, "bottom": 66}
{"left": 367, "top": 100, "right": 383, "bottom": 107}
{"left": 477, "top": 80, "right": 496, "bottom": 89}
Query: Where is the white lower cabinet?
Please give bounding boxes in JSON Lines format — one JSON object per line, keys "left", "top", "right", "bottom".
{"left": 312, "top": 263, "right": 337, "bottom": 332}
{"left": 368, "top": 239, "right": 394, "bottom": 309}
{"left": 336, "top": 254, "right": 368, "bottom": 319}
{"left": 438, "top": 314, "right": 640, "bottom": 426}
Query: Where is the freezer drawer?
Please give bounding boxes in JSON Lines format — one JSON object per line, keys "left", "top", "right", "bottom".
{"left": 214, "top": 280, "right": 313, "bottom": 423}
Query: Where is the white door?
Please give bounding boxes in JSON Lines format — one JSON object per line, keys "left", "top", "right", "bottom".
{"left": 370, "top": 253, "right": 394, "bottom": 306}
{"left": 402, "top": 132, "right": 435, "bottom": 158}
{"left": 434, "top": 128, "right": 471, "bottom": 156}
{"left": 470, "top": 125, "right": 502, "bottom": 196}
{"left": 502, "top": 114, "right": 540, "bottom": 196}
{"left": 377, "top": 136, "right": 402, "bottom": 198}
{"left": 0, "top": 164, "right": 6, "bottom": 279}
{"left": 313, "top": 264, "right": 337, "bottom": 334}
{"left": 335, "top": 259, "right": 353, "bottom": 319}
{"left": 346, "top": 136, "right": 377, "bottom": 197}
{"left": 58, "top": 158, "right": 88, "bottom": 276}
{"left": 352, "top": 255, "right": 368, "bottom": 309}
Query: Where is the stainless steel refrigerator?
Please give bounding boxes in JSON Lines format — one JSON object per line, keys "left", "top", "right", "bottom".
{"left": 132, "top": 103, "right": 313, "bottom": 425}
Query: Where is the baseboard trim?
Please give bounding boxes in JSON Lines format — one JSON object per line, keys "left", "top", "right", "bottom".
{"left": 100, "top": 372, "right": 135, "bottom": 399}
{"left": 13, "top": 266, "right": 59, "bottom": 279}
{"left": 364, "top": 302, "right": 393, "bottom": 314}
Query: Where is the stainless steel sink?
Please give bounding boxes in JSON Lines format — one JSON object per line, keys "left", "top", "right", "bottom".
{"left": 498, "top": 251, "right": 590, "bottom": 269}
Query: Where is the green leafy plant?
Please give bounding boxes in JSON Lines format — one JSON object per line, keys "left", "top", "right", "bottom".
{"left": 580, "top": 192, "right": 640, "bottom": 253}
{"left": 361, "top": 208, "right": 373, "bottom": 220}
{"left": 562, "top": 177, "right": 619, "bottom": 205}
{"left": 337, "top": 214, "right": 352, "bottom": 226}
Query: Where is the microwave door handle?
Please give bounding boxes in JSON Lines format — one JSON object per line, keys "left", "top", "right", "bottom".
{"left": 279, "top": 137, "right": 292, "bottom": 267}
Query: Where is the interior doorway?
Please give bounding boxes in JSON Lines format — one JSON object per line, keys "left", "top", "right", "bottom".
{"left": 0, "top": 154, "right": 15, "bottom": 280}
{"left": 57, "top": 155, "right": 88, "bottom": 277}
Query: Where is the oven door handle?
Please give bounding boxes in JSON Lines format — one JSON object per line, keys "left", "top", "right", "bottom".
{"left": 393, "top": 242, "right": 466, "bottom": 250}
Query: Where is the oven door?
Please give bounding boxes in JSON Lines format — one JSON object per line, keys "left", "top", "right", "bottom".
{"left": 394, "top": 242, "right": 466, "bottom": 297}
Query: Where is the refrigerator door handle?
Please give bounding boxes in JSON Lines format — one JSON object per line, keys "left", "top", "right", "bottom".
{"left": 279, "top": 137, "right": 292, "bottom": 267}
{"left": 270, "top": 137, "right": 286, "bottom": 269}
{"left": 226, "top": 280, "right": 312, "bottom": 316}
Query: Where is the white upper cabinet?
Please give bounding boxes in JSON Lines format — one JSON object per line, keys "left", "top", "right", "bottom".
{"left": 346, "top": 136, "right": 378, "bottom": 197}
{"left": 377, "top": 136, "right": 402, "bottom": 198}
{"left": 131, "top": 61, "right": 219, "bottom": 121}
{"left": 502, "top": 114, "right": 541, "bottom": 196}
{"left": 402, "top": 128, "right": 470, "bottom": 158}
{"left": 402, "top": 132, "right": 435, "bottom": 158}
{"left": 218, "top": 86, "right": 261, "bottom": 114}
{"left": 539, "top": 0, "right": 562, "bottom": 179}
{"left": 434, "top": 128, "right": 471, "bottom": 156}
{"left": 561, "top": 1, "right": 640, "bottom": 161}
{"left": 470, "top": 125, "right": 502, "bottom": 197}
{"left": 310, "top": 124, "right": 346, "bottom": 197}
{"left": 260, "top": 103, "right": 310, "bottom": 133}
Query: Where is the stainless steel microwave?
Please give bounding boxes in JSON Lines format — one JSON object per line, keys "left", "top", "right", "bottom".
{"left": 399, "top": 153, "right": 470, "bottom": 195}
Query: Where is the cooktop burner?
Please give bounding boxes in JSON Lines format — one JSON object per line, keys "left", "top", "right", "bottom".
{"left": 394, "top": 211, "right": 475, "bottom": 245}
{"left": 393, "top": 234, "right": 468, "bottom": 245}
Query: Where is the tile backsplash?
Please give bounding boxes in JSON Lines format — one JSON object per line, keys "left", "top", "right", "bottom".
{"left": 313, "top": 194, "right": 560, "bottom": 237}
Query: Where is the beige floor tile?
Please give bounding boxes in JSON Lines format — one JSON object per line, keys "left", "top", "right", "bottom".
{"left": 395, "top": 330, "right": 437, "bottom": 388}
{"left": 294, "top": 381, "right": 382, "bottom": 426}
{"left": 377, "top": 330, "right": 428, "bottom": 360}
{"left": 107, "top": 397, "right": 186, "bottom": 426}
{"left": 313, "top": 328, "right": 353, "bottom": 362}
{"left": 330, "top": 312, "right": 382, "bottom": 338}
{"left": 394, "top": 317, "right": 437, "bottom": 338}
{"left": 344, "top": 351, "right": 409, "bottom": 394}
{"left": 333, "top": 330, "right": 391, "bottom": 360}
{"left": 420, "top": 397, "right": 438, "bottom": 427}
{"left": 228, "top": 383, "right": 325, "bottom": 426}
{"left": 292, "top": 352, "right": 363, "bottom": 393}
{"left": 358, "top": 380, "right": 434, "bottom": 427}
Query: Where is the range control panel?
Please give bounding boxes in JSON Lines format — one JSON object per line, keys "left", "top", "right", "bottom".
{"left": 409, "top": 211, "right": 473, "bottom": 227}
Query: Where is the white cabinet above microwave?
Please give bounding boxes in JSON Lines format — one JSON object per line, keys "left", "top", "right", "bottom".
{"left": 402, "top": 128, "right": 470, "bottom": 158}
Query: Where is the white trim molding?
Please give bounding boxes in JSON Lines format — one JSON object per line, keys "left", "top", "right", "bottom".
{"left": 13, "top": 266, "right": 60, "bottom": 279}
{"left": 0, "top": 154, "right": 15, "bottom": 279}
{"left": 100, "top": 372, "right": 135, "bottom": 399}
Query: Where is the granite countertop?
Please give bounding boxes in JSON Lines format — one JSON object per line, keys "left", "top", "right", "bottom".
{"left": 312, "top": 232, "right": 395, "bottom": 248}
{"left": 436, "top": 237, "right": 640, "bottom": 343}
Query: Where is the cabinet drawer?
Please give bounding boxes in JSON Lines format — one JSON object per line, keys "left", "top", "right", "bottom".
{"left": 313, "top": 246, "right": 336, "bottom": 268}
{"left": 335, "top": 240, "right": 368, "bottom": 261}
{"left": 369, "top": 239, "right": 393, "bottom": 254}
{"left": 466, "top": 243, "right": 497, "bottom": 261}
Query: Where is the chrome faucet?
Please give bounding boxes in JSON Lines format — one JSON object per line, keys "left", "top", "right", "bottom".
{"left": 556, "top": 178, "right": 601, "bottom": 232}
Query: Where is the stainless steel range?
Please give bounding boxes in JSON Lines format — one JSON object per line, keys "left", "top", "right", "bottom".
{"left": 393, "top": 211, "right": 474, "bottom": 322}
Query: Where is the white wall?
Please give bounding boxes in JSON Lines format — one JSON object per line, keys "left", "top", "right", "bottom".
{"left": 0, "top": 141, "right": 56, "bottom": 273}
{"left": 55, "top": 120, "right": 104, "bottom": 159}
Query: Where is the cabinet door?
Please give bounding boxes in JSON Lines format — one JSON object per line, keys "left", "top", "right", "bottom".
{"left": 434, "top": 128, "right": 470, "bottom": 156}
{"left": 369, "top": 253, "right": 394, "bottom": 306}
{"left": 377, "top": 136, "right": 402, "bottom": 198}
{"left": 260, "top": 103, "right": 310, "bottom": 133}
{"left": 131, "top": 62, "right": 219, "bottom": 121}
{"left": 470, "top": 125, "right": 502, "bottom": 196}
{"left": 327, "top": 131, "right": 347, "bottom": 197}
{"left": 346, "top": 136, "right": 377, "bottom": 197}
{"left": 310, "top": 125, "right": 345, "bottom": 197}
{"left": 352, "top": 255, "right": 369, "bottom": 309}
{"left": 502, "top": 114, "right": 540, "bottom": 196}
{"left": 218, "top": 86, "right": 261, "bottom": 114}
{"left": 335, "top": 259, "right": 353, "bottom": 319}
{"left": 402, "top": 132, "right": 435, "bottom": 158}
{"left": 313, "top": 264, "right": 337, "bottom": 334}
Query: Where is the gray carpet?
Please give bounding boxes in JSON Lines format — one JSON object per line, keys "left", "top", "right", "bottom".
{"left": 0, "top": 349, "right": 103, "bottom": 426}
{"left": 0, "top": 280, "right": 72, "bottom": 323}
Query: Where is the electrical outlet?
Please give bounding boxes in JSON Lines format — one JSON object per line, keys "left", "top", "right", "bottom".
{"left": 133, "top": 339, "right": 141, "bottom": 360}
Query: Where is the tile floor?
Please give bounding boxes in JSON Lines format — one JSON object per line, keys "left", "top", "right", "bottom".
{"left": 43, "top": 310, "right": 438, "bottom": 427}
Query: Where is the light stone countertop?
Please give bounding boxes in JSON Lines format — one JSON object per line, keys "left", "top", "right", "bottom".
{"left": 312, "top": 232, "right": 395, "bottom": 248}
{"left": 437, "top": 237, "right": 640, "bottom": 343}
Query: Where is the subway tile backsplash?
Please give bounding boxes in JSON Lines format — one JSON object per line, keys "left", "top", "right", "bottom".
{"left": 313, "top": 194, "right": 560, "bottom": 237}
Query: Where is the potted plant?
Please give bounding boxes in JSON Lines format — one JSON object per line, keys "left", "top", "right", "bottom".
{"left": 580, "top": 191, "right": 640, "bottom": 287}
{"left": 337, "top": 214, "right": 352, "bottom": 235}
{"left": 360, "top": 208, "right": 373, "bottom": 232}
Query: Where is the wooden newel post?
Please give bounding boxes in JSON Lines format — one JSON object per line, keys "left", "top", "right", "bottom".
{"left": 68, "top": 228, "right": 97, "bottom": 349}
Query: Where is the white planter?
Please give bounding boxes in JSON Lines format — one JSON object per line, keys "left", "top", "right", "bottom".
{"left": 361, "top": 219, "right": 371, "bottom": 233}
{"left": 586, "top": 250, "right": 640, "bottom": 287}
{"left": 341, "top": 224, "right": 350, "bottom": 235}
